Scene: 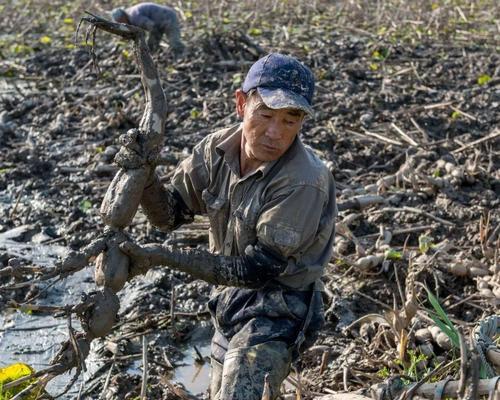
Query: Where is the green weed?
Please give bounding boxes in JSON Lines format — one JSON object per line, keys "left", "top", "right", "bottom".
{"left": 79, "top": 199, "right": 92, "bottom": 213}
{"left": 424, "top": 287, "right": 460, "bottom": 349}
{"left": 418, "top": 235, "right": 434, "bottom": 254}
{"left": 477, "top": 74, "right": 492, "bottom": 85}
{"left": 395, "top": 349, "right": 429, "bottom": 382}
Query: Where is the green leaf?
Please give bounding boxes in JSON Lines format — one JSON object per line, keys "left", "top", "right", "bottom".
{"left": 79, "top": 199, "right": 92, "bottom": 212}
{"left": 377, "top": 366, "right": 390, "bottom": 378}
{"left": 232, "top": 73, "right": 242, "bottom": 86}
{"left": 19, "top": 307, "right": 33, "bottom": 315}
{"left": 477, "top": 74, "right": 491, "bottom": 85}
{"left": 424, "top": 287, "right": 460, "bottom": 348}
{"left": 384, "top": 248, "right": 402, "bottom": 261}
{"left": 39, "top": 36, "right": 52, "bottom": 45}
{"left": 248, "top": 28, "right": 262, "bottom": 36}
{"left": 372, "top": 50, "right": 383, "bottom": 61}
{"left": 0, "top": 363, "right": 38, "bottom": 399}
{"left": 63, "top": 17, "right": 74, "bottom": 24}
{"left": 377, "top": 26, "right": 387, "bottom": 35}
{"left": 418, "top": 234, "right": 433, "bottom": 254}
{"left": 373, "top": 47, "right": 389, "bottom": 60}
{"left": 190, "top": 108, "right": 200, "bottom": 119}
{"left": 9, "top": 43, "right": 33, "bottom": 56}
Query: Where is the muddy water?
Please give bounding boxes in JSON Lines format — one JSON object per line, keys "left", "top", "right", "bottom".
{"left": 0, "top": 248, "right": 93, "bottom": 397}
{"left": 0, "top": 237, "right": 212, "bottom": 398}
{"left": 172, "top": 343, "right": 211, "bottom": 395}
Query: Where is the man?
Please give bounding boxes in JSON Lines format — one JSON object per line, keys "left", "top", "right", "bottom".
{"left": 119, "top": 53, "right": 337, "bottom": 399}
{"left": 111, "top": 2, "right": 184, "bottom": 54}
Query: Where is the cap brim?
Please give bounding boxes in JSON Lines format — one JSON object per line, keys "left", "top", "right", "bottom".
{"left": 257, "top": 87, "right": 313, "bottom": 116}
{"left": 111, "top": 8, "right": 127, "bottom": 21}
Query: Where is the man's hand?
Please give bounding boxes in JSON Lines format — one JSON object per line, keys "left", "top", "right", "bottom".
{"left": 114, "top": 128, "right": 147, "bottom": 170}
{"left": 119, "top": 241, "right": 160, "bottom": 278}
{"left": 114, "top": 128, "right": 157, "bottom": 188}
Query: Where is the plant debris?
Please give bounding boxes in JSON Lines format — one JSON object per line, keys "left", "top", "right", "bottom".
{"left": 0, "top": 0, "right": 498, "bottom": 399}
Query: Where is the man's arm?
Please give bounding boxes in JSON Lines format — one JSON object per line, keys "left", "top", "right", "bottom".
{"left": 120, "top": 241, "right": 287, "bottom": 288}
{"left": 129, "top": 14, "right": 156, "bottom": 32}
{"left": 140, "top": 174, "right": 194, "bottom": 231}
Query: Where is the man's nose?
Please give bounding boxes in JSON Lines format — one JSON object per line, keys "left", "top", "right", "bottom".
{"left": 265, "top": 119, "right": 282, "bottom": 140}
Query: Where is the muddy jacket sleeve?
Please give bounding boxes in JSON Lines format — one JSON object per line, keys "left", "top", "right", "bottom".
{"left": 140, "top": 176, "right": 194, "bottom": 231}
{"left": 140, "top": 136, "right": 211, "bottom": 230}
{"left": 132, "top": 242, "right": 287, "bottom": 288}
{"left": 169, "top": 136, "right": 211, "bottom": 214}
{"left": 256, "top": 179, "right": 336, "bottom": 289}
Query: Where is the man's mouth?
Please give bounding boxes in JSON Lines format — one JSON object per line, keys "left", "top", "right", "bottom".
{"left": 262, "top": 143, "right": 279, "bottom": 152}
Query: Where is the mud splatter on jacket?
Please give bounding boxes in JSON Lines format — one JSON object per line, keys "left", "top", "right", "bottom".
{"left": 172, "top": 124, "right": 336, "bottom": 289}
{"left": 168, "top": 124, "right": 337, "bottom": 354}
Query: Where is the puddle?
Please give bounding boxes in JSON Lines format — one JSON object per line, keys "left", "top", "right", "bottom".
{"left": 123, "top": 342, "right": 211, "bottom": 397}
{"left": 172, "top": 344, "right": 211, "bottom": 396}
{"left": 0, "top": 236, "right": 212, "bottom": 398}
{"left": 0, "top": 268, "right": 94, "bottom": 398}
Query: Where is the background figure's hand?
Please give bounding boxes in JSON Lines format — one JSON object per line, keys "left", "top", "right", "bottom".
{"left": 119, "top": 241, "right": 159, "bottom": 278}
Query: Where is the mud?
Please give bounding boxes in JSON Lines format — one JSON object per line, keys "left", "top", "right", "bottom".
{"left": 1, "top": 0, "right": 499, "bottom": 399}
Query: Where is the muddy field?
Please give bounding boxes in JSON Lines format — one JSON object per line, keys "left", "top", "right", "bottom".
{"left": 0, "top": 0, "right": 499, "bottom": 399}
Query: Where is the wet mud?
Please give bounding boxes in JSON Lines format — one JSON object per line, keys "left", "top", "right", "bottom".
{"left": 1, "top": 0, "right": 499, "bottom": 399}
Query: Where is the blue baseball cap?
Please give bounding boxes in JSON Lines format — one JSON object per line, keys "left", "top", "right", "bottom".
{"left": 111, "top": 8, "right": 127, "bottom": 21}
{"left": 242, "top": 53, "right": 315, "bottom": 115}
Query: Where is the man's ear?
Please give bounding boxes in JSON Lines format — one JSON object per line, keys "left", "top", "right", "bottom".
{"left": 235, "top": 89, "right": 247, "bottom": 118}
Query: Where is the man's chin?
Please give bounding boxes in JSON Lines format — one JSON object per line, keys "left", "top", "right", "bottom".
{"left": 256, "top": 152, "right": 281, "bottom": 162}
{"left": 257, "top": 147, "right": 283, "bottom": 160}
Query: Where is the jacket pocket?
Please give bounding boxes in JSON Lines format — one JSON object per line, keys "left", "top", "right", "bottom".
{"left": 232, "top": 204, "right": 258, "bottom": 251}
{"left": 202, "top": 189, "right": 227, "bottom": 250}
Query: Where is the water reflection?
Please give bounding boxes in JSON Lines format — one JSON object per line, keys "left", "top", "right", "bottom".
{"left": 172, "top": 343, "right": 211, "bottom": 396}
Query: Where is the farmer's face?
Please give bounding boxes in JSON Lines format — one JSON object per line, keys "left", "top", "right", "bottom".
{"left": 235, "top": 89, "right": 304, "bottom": 167}
{"left": 115, "top": 14, "right": 129, "bottom": 24}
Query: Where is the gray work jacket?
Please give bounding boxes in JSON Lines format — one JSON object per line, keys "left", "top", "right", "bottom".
{"left": 171, "top": 124, "right": 337, "bottom": 290}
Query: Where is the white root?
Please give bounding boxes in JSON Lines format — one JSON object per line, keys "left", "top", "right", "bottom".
{"left": 429, "top": 325, "right": 452, "bottom": 350}
{"left": 414, "top": 327, "right": 432, "bottom": 343}
{"left": 354, "top": 254, "right": 385, "bottom": 271}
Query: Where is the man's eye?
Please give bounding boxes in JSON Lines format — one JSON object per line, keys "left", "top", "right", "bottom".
{"left": 260, "top": 113, "right": 272, "bottom": 118}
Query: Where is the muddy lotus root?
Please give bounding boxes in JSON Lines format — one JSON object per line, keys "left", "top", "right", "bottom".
{"left": 100, "top": 167, "right": 151, "bottom": 229}
{"left": 429, "top": 325, "right": 452, "bottom": 350}
{"left": 94, "top": 240, "right": 130, "bottom": 292}
{"left": 86, "top": 287, "right": 120, "bottom": 339}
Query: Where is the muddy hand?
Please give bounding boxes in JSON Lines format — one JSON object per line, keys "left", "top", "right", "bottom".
{"left": 119, "top": 241, "right": 160, "bottom": 279}
{"left": 114, "top": 128, "right": 158, "bottom": 169}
